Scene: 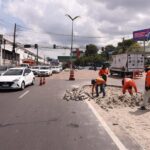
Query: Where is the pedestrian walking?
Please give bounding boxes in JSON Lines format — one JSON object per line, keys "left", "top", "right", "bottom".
{"left": 91, "top": 77, "right": 106, "bottom": 97}
{"left": 140, "top": 70, "right": 150, "bottom": 110}
{"left": 122, "top": 77, "right": 138, "bottom": 95}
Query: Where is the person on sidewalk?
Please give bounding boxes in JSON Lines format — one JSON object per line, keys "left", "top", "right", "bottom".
{"left": 122, "top": 77, "right": 138, "bottom": 95}
{"left": 91, "top": 77, "right": 106, "bottom": 97}
{"left": 98, "top": 65, "right": 109, "bottom": 82}
{"left": 140, "top": 70, "right": 150, "bottom": 110}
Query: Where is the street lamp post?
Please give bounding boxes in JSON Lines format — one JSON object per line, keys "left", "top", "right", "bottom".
{"left": 66, "top": 14, "right": 80, "bottom": 80}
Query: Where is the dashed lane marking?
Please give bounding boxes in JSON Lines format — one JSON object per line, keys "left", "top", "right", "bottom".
{"left": 18, "top": 90, "right": 30, "bottom": 99}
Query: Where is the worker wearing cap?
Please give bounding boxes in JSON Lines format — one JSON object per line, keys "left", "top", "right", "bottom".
{"left": 91, "top": 77, "right": 106, "bottom": 97}
{"left": 98, "top": 65, "right": 109, "bottom": 82}
{"left": 122, "top": 78, "right": 138, "bottom": 95}
{"left": 140, "top": 70, "right": 150, "bottom": 110}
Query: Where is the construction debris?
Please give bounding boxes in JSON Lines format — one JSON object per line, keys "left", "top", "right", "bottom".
{"left": 63, "top": 86, "right": 92, "bottom": 101}
{"left": 63, "top": 86, "right": 143, "bottom": 110}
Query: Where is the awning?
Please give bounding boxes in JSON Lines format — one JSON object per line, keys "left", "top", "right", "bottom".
{"left": 22, "top": 59, "right": 35, "bottom": 65}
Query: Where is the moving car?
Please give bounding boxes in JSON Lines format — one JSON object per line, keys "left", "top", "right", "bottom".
{"left": 0, "top": 67, "right": 35, "bottom": 90}
{"left": 38, "top": 66, "right": 52, "bottom": 76}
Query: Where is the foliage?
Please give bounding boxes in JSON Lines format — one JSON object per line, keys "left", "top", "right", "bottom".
{"left": 113, "top": 39, "right": 142, "bottom": 54}
{"left": 74, "top": 54, "right": 106, "bottom": 66}
{"left": 105, "top": 45, "right": 116, "bottom": 52}
{"left": 85, "top": 44, "right": 98, "bottom": 56}
{"left": 74, "top": 39, "right": 142, "bottom": 66}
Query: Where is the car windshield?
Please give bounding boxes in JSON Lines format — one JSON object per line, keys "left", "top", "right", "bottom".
{"left": 3, "top": 69, "right": 23, "bottom": 76}
{"left": 40, "top": 67, "right": 49, "bottom": 69}
{"left": 32, "top": 67, "right": 39, "bottom": 69}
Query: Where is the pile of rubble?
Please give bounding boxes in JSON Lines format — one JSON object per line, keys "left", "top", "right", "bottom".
{"left": 63, "top": 86, "right": 144, "bottom": 110}
{"left": 63, "top": 86, "right": 92, "bottom": 101}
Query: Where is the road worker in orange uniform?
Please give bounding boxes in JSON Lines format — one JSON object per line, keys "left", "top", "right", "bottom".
{"left": 141, "top": 70, "right": 150, "bottom": 110}
{"left": 91, "top": 77, "right": 106, "bottom": 97}
{"left": 122, "top": 78, "right": 138, "bottom": 95}
{"left": 99, "top": 65, "right": 109, "bottom": 82}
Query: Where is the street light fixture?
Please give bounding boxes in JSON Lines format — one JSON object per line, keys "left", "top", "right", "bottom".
{"left": 66, "top": 14, "right": 80, "bottom": 80}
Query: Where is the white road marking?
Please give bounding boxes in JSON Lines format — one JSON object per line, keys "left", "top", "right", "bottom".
{"left": 86, "top": 100, "right": 128, "bottom": 150}
{"left": 18, "top": 90, "right": 30, "bottom": 99}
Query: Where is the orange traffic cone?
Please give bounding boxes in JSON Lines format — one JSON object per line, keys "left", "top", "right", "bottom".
{"left": 39, "top": 76, "right": 43, "bottom": 86}
{"left": 43, "top": 76, "right": 46, "bottom": 84}
{"left": 69, "top": 70, "right": 75, "bottom": 80}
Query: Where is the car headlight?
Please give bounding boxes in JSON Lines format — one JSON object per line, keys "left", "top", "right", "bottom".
{"left": 13, "top": 79, "right": 20, "bottom": 82}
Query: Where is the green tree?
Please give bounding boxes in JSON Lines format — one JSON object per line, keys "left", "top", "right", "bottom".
{"left": 85, "top": 44, "right": 98, "bottom": 56}
{"left": 127, "top": 42, "right": 142, "bottom": 52}
{"left": 114, "top": 39, "right": 139, "bottom": 54}
{"left": 105, "top": 45, "right": 116, "bottom": 53}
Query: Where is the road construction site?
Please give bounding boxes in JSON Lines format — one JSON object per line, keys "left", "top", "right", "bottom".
{"left": 61, "top": 69, "right": 149, "bottom": 150}
{"left": 0, "top": 69, "right": 149, "bottom": 150}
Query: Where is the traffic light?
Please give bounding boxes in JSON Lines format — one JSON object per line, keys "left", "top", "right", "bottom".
{"left": 34, "top": 44, "right": 38, "bottom": 49}
{"left": 53, "top": 44, "right": 56, "bottom": 49}
{"left": 24, "top": 44, "right": 31, "bottom": 48}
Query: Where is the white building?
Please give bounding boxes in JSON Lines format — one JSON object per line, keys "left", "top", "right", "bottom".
{"left": 0, "top": 39, "right": 45, "bottom": 66}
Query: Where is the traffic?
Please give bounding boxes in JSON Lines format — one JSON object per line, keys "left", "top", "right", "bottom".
{"left": 0, "top": 64, "right": 63, "bottom": 91}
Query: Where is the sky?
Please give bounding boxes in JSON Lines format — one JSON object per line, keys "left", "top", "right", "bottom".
{"left": 0, "top": 0, "right": 150, "bottom": 58}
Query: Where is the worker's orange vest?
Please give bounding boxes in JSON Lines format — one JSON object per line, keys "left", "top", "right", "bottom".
{"left": 124, "top": 78, "right": 135, "bottom": 87}
{"left": 146, "top": 70, "right": 150, "bottom": 87}
{"left": 99, "top": 69, "right": 108, "bottom": 76}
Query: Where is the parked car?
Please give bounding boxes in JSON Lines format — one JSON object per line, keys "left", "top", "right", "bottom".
{"left": 30, "top": 66, "right": 40, "bottom": 76}
{"left": 0, "top": 67, "right": 35, "bottom": 90}
{"left": 20, "top": 63, "right": 30, "bottom": 68}
{"left": 51, "top": 66, "right": 61, "bottom": 73}
{"left": 38, "top": 66, "right": 52, "bottom": 76}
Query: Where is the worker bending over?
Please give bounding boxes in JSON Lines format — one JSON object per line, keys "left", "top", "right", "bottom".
{"left": 122, "top": 78, "right": 138, "bottom": 95}
{"left": 91, "top": 77, "right": 106, "bottom": 97}
{"left": 141, "top": 70, "right": 150, "bottom": 110}
{"left": 99, "top": 65, "right": 109, "bottom": 82}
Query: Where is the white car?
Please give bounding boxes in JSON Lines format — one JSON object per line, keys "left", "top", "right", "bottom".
{"left": 51, "top": 66, "right": 61, "bottom": 73}
{"left": 30, "top": 66, "right": 40, "bottom": 76}
{"left": 38, "top": 66, "right": 52, "bottom": 76}
{"left": 0, "top": 67, "right": 35, "bottom": 90}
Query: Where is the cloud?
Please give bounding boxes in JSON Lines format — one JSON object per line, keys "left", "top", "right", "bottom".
{"left": 1, "top": 0, "right": 150, "bottom": 58}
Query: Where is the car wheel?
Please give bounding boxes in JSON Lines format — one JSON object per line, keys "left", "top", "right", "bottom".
{"left": 31, "top": 78, "right": 35, "bottom": 85}
{"left": 21, "top": 81, "right": 25, "bottom": 90}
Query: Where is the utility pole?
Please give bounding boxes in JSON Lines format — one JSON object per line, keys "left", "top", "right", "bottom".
{"left": 12, "top": 23, "right": 16, "bottom": 65}
{"left": 66, "top": 14, "right": 80, "bottom": 80}
{"left": 35, "top": 44, "right": 38, "bottom": 65}
{"left": 0, "top": 34, "right": 3, "bottom": 66}
{"left": 3, "top": 39, "right": 6, "bottom": 65}
{"left": 122, "top": 37, "right": 125, "bottom": 52}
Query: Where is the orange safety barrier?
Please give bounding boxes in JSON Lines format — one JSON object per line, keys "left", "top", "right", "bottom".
{"left": 69, "top": 70, "right": 75, "bottom": 80}
{"left": 39, "top": 76, "right": 43, "bottom": 86}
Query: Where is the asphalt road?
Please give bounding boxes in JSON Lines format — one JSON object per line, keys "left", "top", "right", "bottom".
{"left": 0, "top": 77, "right": 143, "bottom": 150}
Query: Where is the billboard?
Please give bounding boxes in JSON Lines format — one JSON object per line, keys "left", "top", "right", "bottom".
{"left": 133, "top": 28, "right": 150, "bottom": 41}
